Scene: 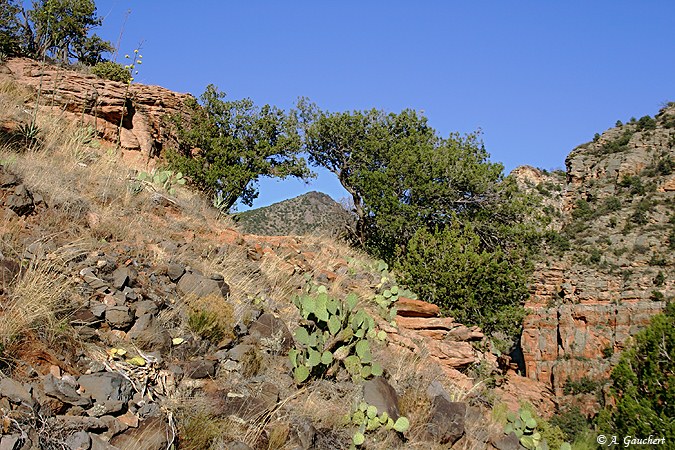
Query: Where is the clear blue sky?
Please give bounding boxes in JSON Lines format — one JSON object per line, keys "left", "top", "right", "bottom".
{"left": 94, "top": 1, "right": 674, "bottom": 210}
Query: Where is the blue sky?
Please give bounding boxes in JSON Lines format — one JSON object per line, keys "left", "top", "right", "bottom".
{"left": 94, "top": 1, "right": 674, "bottom": 210}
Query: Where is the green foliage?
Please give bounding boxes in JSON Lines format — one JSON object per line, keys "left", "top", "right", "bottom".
{"left": 618, "top": 175, "right": 645, "bottom": 196}
{"left": 188, "top": 310, "right": 227, "bottom": 343}
{"left": 599, "top": 303, "right": 675, "bottom": 441}
{"left": 635, "top": 115, "right": 656, "bottom": 131}
{"left": 596, "top": 128, "right": 633, "bottom": 155}
{"left": 655, "top": 271, "right": 666, "bottom": 286}
{"left": 0, "top": 0, "right": 112, "bottom": 62}
{"left": 17, "top": 122, "right": 41, "bottom": 147}
{"left": 0, "top": 0, "right": 22, "bottom": 56}
{"left": 505, "top": 407, "right": 570, "bottom": 450}
{"left": 630, "top": 198, "right": 654, "bottom": 224}
{"left": 167, "top": 85, "right": 311, "bottom": 211}
{"left": 346, "top": 401, "right": 409, "bottom": 449}
{"left": 504, "top": 408, "right": 542, "bottom": 449}
{"left": 298, "top": 101, "right": 539, "bottom": 344}
{"left": 601, "top": 196, "right": 621, "bottom": 213}
{"left": 289, "top": 287, "right": 383, "bottom": 384}
{"left": 29, "top": 0, "right": 112, "bottom": 63}
{"left": 396, "top": 223, "right": 527, "bottom": 339}
{"left": 562, "top": 377, "right": 601, "bottom": 396}
{"left": 543, "top": 230, "right": 570, "bottom": 254}
{"left": 571, "top": 199, "right": 594, "bottom": 220}
{"left": 550, "top": 407, "right": 589, "bottom": 443}
{"left": 91, "top": 60, "right": 131, "bottom": 83}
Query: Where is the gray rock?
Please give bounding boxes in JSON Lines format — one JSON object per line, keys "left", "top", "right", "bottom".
{"left": 363, "top": 377, "right": 400, "bottom": 420}
{"left": 0, "top": 166, "right": 19, "bottom": 187}
{"left": 425, "top": 392, "right": 465, "bottom": 445}
{"left": 86, "top": 400, "right": 125, "bottom": 417}
{"left": 247, "top": 313, "right": 294, "bottom": 353}
{"left": 65, "top": 430, "right": 91, "bottom": 450}
{"left": 43, "top": 374, "right": 91, "bottom": 407}
{"left": 126, "top": 314, "right": 171, "bottom": 353}
{"left": 80, "top": 268, "right": 109, "bottom": 292}
{"left": 492, "top": 432, "right": 523, "bottom": 450}
{"left": 295, "top": 418, "right": 316, "bottom": 450}
{"left": 122, "top": 286, "right": 138, "bottom": 301}
{"left": 89, "top": 302, "right": 107, "bottom": 318}
{"left": 78, "top": 373, "right": 133, "bottom": 404}
{"left": 89, "top": 434, "right": 119, "bottom": 450}
{"left": 166, "top": 263, "right": 185, "bottom": 282}
{"left": 105, "top": 305, "right": 133, "bottom": 329}
{"left": 0, "top": 434, "right": 23, "bottom": 450}
{"left": 109, "top": 416, "right": 168, "bottom": 450}
{"left": 133, "top": 300, "right": 158, "bottom": 318}
{"left": 52, "top": 415, "right": 108, "bottom": 431}
{"left": 5, "top": 184, "right": 34, "bottom": 216}
{"left": 177, "top": 271, "right": 229, "bottom": 300}
{"left": 112, "top": 267, "right": 131, "bottom": 290}
{"left": 228, "top": 344, "right": 253, "bottom": 362}
{"left": 0, "top": 378, "right": 33, "bottom": 405}
{"left": 184, "top": 359, "right": 217, "bottom": 379}
{"left": 137, "top": 402, "right": 161, "bottom": 418}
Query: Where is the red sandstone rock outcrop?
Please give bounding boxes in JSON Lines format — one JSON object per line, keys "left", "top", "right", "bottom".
{"left": 0, "top": 58, "right": 192, "bottom": 168}
{"left": 517, "top": 105, "right": 675, "bottom": 403}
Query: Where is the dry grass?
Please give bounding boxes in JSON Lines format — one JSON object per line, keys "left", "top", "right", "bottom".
{"left": 0, "top": 258, "right": 71, "bottom": 357}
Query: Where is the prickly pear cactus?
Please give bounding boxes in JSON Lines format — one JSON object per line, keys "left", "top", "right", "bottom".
{"left": 289, "top": 287, "right": 383, "bottom": 383}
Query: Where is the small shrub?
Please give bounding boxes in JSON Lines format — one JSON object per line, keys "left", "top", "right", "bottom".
{"left": 186, "top": 295, "right": 234, "bottom": 344}
{"left": 635, "top": 115, "right": 656, "bottom": 131}
{"left": 655, "top": 271, "right": 666, "bottom": 286}
{"left": 650, "top": 290, "right": 665, "bottom": 302}
{"left": 563, "top": 377, "right": 601, "bottom": 396}
{"left": 588, "top": 249, "right": 602, "bottom": 265}
{"left": 597, "top": 128, "right": 633, "bottom": 155}
{"left": 91, "top": 61, "right": 132, "bottom": 83}
{"left": 601, "top": 196, "right": 621, "bottom": 213}
{"left": 602, "top": 345, "right": 614, "bottom": 359}
{"left": 550, "top": 406, "right": 591, "bottom": 443}
{"left": 571, "top": 199, "right": 594, "bottom": 220}
{"left": 544, "top": 231, "right": 570, "bottom": 253}
{"left": 618, "top": 175, "right": 645, "bottom": 196}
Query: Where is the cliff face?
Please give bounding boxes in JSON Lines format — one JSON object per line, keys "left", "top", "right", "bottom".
{"left": 518, "top": 105, "right": 675, "bottom": 405}
{"left": 0, "top": 58, "right": 191, "bottom": 168}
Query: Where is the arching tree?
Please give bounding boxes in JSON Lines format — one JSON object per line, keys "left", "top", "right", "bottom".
{"left": 167, "top": 85, "right": 312, "bottom": 211}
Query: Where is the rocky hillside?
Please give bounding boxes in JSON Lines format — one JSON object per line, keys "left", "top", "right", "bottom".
{"left": 0, "top": 57, "right": 190, "bottom": 169}
{"left": 516, "top": 106, "right": 675, "bottom": 413}
{"left": 234, "top": 191, "right": 355, "bottom": 236}
{"left": 0, "top": 58, "right": 556, "bottom": 450}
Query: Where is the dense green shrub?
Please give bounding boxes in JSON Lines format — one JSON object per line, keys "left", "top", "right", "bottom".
{"left": 601, "top": 196, "right": 621, "bottom": 213}
{"left": 571, "top": 199, "right": 594, "bottom": 220}
{"left": 596, "top": 128, "right": 633, "bottom": 155}
{"left": 396, "top": 223, "right": 528, "bottom": 340}
{"left": 550, "top": 406, "right": 591, "bottom": 443}
{"left": 562, "top": 377, "right": 601, "bottom": 396}
{"left": 598, "top": 303, "right": 675, "bottom": 441}
{"left": 618, "top": 175, "right": 646, "bottom": 196}
{"left": 635, "top": 115, "right": 656, "bottom": 131}
{"left": 91, "top": 61, "right": 131, "bottom": 83}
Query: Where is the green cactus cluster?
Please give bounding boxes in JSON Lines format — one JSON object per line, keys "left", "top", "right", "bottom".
{"left": 289, "top": 286, "right": 384, "bottom": 383}
{"left": 137, "top": 169, "right": 186, "bottom": 195}
{"left": 505, "top": 408, "right": 541, "bottom": 449}
{"left": 346, "top": 401, "right": 410, "bottom": 449}
{"left": 372, "top": 259, "right": 417, "bottom": 326}
{"left": 504, "top": 409, "right": 572, "bottom": 450}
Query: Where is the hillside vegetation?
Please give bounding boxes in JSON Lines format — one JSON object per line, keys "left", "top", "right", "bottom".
{"left": 234, "top": 191, "right": 355, "bottom": 237}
